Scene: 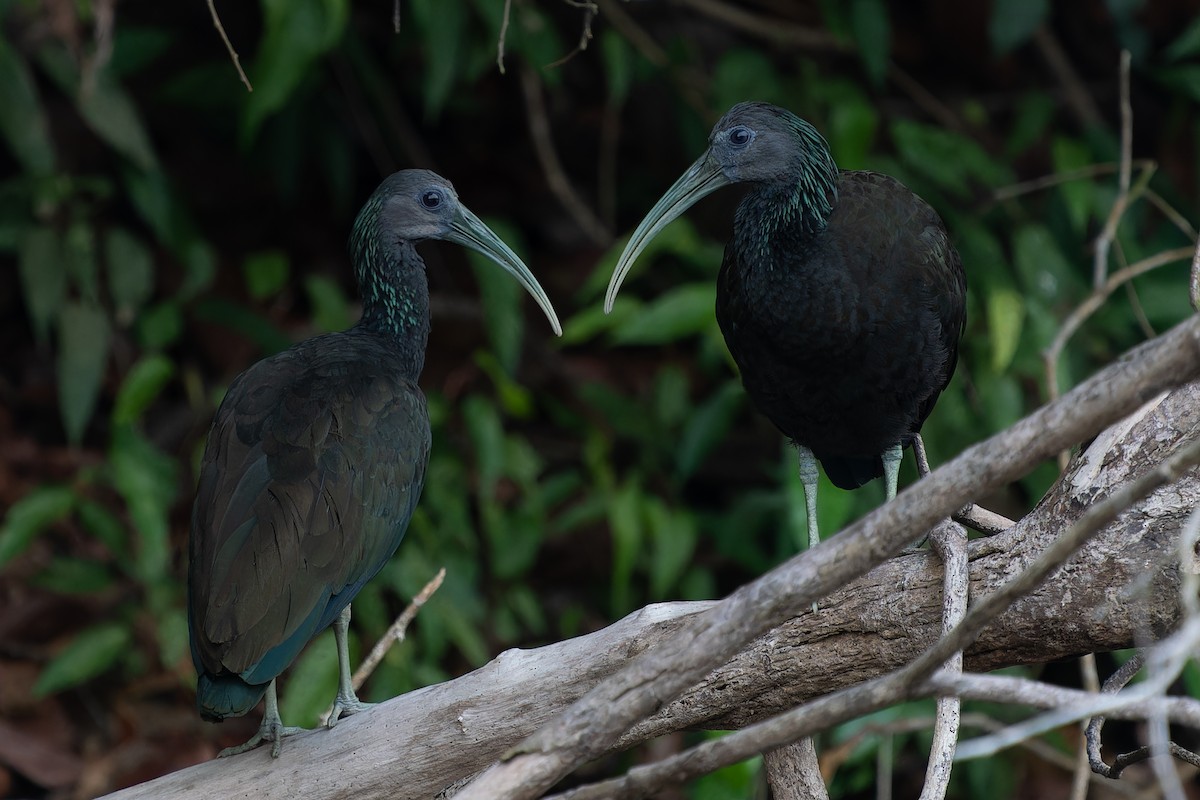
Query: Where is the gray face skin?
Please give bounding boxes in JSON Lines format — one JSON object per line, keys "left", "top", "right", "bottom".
{"left": 605, "top": 102, "right": 836, "bottom": 313}
{"left": 373, "top": 169, "right": 562, "bottom": 336}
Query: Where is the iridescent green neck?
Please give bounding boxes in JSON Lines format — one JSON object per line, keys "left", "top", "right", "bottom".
{"left": 733, "top": 122, "right": 838, "bottom": 265}
{"left": 348, "top": 197, "right": 431, "bottom": 376}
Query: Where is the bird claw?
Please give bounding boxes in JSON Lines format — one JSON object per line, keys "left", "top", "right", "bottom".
{"left": 218, "top": 720, "right": 307, "bottom": 758}
{"left": 327, "top": 693, "right": 374, "bottom": 728}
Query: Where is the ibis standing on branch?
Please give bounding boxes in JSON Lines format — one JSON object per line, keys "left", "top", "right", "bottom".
{"left": 606, "top": 102, "right": 965, "bottom": 544}
{"left": 188, "top": 169, "right": 561, "bottom": 757}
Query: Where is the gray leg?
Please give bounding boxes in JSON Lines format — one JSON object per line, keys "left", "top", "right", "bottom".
{"left": 218, "top": 680, "right": 305, "bottom": 758}
{"left": 882, "top": 443, "right": 904, "bottom": 502}
{"left": 797, "top": 445, "right": 821, "bottom": 548}
{"left": 328, "top": 604, "right": 373, "bottom": 727}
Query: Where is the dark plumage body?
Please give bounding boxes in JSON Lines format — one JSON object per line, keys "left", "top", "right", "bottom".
{"left": 717, "top": 170, "right": 964, "bottom": 489}
{"left": 187, "top": 170, "right": 559, "bottom": 756}
{"left": 188, "top": 330, "right": 429, "bottom": 719}
{"left": 607, "top": 102, "right": 964, "bottom": 539}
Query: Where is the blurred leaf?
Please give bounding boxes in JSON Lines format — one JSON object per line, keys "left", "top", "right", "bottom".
{"left": 559, "top": 296, "right": 638, "bottom": 345}
{"left": 713, "top": 50, "right": 780, "bottom": 111}
{"left": 1164, "top": 15, "right": 1200, "bottom": 61}
{"left": 462, "top": 394, "right": 505, "bottom": 490}
{"left": 156, "top": 608, "right": 190, "bottom": 674}
{"left": 279, "top": 630, "right": 338, "bottom": 727}
{"left": 243, "top": 250, "right": 290, "bottom": 300}
{"left": 409, "top": 0, "right": 465, "bottom": 118}
{"left": 646, "top": 501, "right": 696, "bottom": 599}
{"left": 136, "top": 301, "right": 183, "bottom": 350}
{"left": 33, "top": 558, "right": 114, "bottom": 594}
{"left": 827, "top": 90, "right": 878, "bottom": 170}
{"left": 245, "top": 0, "right": 349, "bottom": 141}
{"left": 57, "top": 302, "right": 112, "bottom": 445}
{"left": 18, "top": 226, "right": 66, "bottom": 341}
{"left": 106, "top": 228, "right": 155, "bottom": 322}
{"left": 34, "top": 623, "right": 130, "bottom": 697}
{"left": 1012, "top": 223, "right": 1077, "bottom": 305}
{"left": 989, "top": 0, "right": 1048, "bottom": 54}
{"left": 304, "top": 274, "right": 353, "bottom": 332}
{"left": 109, "top": 25, "right": 176, "bottom": 77}
{"left": 850, "top": 0, "right": 890, "bottom": 86}
{"left": 608, "top": 480, "right": 642, "bottom": 615}
{"left": 475, "top": 350, "right": 534, "bottom": 418}
{"left": 78, "top": 73, "right": 158, "bottom": 172}
{"left": 986, "top": 288, "right": 1025, "bottom": 373}
{"left": 180, "top": 239, "right": 218, "bottom": 299}
{"left": 1006, "top": 92, "right": 1056, "bottom": 157}
{"left": 110, "top": 428, "right": 177, "bottom": 583}
{"left": 0, "top": 36, "right": 55, "bottom": 175}
{"left": 677, "top": 381, "right": 744, "bottom": 479}
{"left": 601, "top": 30, "right": 632, "bottom": 103}
{"left": 0, "top": 486, "right": 76, "bottom": 567}
{"left": 76, "top": 499, "right": 130, "bottom": 563}
{"left": 1050, "top": 137, "right": 1093, "bottom": 233}
{"left": 891, "top": 120, "right": 1011, "bottom": 196}
{"left": 193, "top": 297, "right": 293, "bottom": 355}
{"left": 467, "top": 218, "right": 525, "bottom": 373}
{"left": 1153, "top": 64, "right": 1200, "bottom": 104}
{"left": 66, "top": 222, "right": 100, "bottom": 304}
{"left": 113, "top": 355, "right": 175, "bottom": 425}
{"left": 611, "top": 284, "right": 716, "bottom": 345}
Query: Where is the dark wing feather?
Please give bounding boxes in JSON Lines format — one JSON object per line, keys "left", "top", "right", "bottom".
{"left": 188, "top": 332, "right": 430, "bottom": 699}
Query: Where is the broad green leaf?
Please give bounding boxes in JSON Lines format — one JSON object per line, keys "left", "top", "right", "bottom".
{"left": 135, "top": 301, "right": 183, "bottom": 350}
{"left": 891, "top": 120, "right": 1011, "bottom": 196}
{"left": 1006, "top": 93, "right": 1056, "bottom": 157}
{"left": 57, "top": 302, "right": 112, "bottom": 445}
{"left": 304, "top": 274, "right": 353, "bottom": 333}
{"left": 0, "top": 37, "right": 55, "bottom": 175}
{"left": 243, "top": 250, "right": 290, "bottom": 300}
{"left": 65, "top": 222, "right": 99, "bottom": 304}
{"left": 559, "top": 296, "right": 637, "bottom": 345}
{"left": 0, "top": 486, "right": 76, "bottom": 567}
{"left": 462, "top": 395, "right": 505, "bottom": 490}
{"left": 109, "top": 25, "right": 176, "bottom": 77}
{"left": 676, "top": 381, "right": 744, "bottom": 479}
{"left": 850, "top": 0, "right": 890, "bottom": 86}
{"left": 33, "top": 623, "right": 130, "bottom": 697}
{"left": 1050, "top": 136, "right": 1093, "bottom": 233}
{"left": 278, "top": 629, "right": 339, "bottom": 727}
{"left": 601, "top": 30, "right": 632, "bottom": 103}
{"left": 244, "top": 0, "right": 350, "bottom": 141}
{"left": 646, "top": 501, "right": 696, "bottom": 599}
{"left": 32, "top": 558, "right": 114, "bottom": 594}
{"left": 989, "top": 0, "right": 1048, "bottom": 54}
{"left": 193, "top": 297, "right": 293, "bottom": 355}
{"left": 475, "top": 351, "right": 534, "bottom": 419}
{"left": 1012, "top": 223, "right": 1077, "bottom": 304}
{"left": 156, "top": 608, "right": 190, "bottom": 674}
{"left": 1164, "top": 15, "right": 1200, "bottom": 61}
{"left": 1153, "top": 64, "right": 1200, "bottom": 105}
{"left": 179, "top": 240, "right": 217, "bottom": 299}
{"left": 76, "top": 499, "right": 130, "bottom": 563}
{"left": 828, "top": 90, "right": 878, "bottom": 170}
{"left": 78, "top": 73, "right": 158, "bottom": 171}
{"left": 105, "top": 228, "right": 155, "bottom": 322}
{"left": 611, "top": 284, "right": 716, "bottom": 345}
{"left": 110, "top": 428, "right": 177, "bottom": 583}
{"left": 986, "top": 288, "right": 1025, "bottom": 373}
{"left": 608, "top": 480, "right": 642, "bottom": 615}
{"left": 713, "top": 49, "right": 780, "bottom": 112}
{"left": 467, "top": 218, "right": 526, "bottom": 373}
{"left": 113, "top": 355, "right": 175, "bottom": 425}
{"left": 18, "top": 226, "right": 66, "bottom": 341}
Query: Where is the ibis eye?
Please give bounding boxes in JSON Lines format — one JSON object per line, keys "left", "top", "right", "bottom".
{"left": 420, "top": 190, "right": 443, "bottom": 210}
{"left": 728, "top": 126, "right": 752, "bottom": 147}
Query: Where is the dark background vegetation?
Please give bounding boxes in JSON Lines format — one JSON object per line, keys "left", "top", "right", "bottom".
{"left": 1, "top": 0, "right": 1198, "bottom": 797}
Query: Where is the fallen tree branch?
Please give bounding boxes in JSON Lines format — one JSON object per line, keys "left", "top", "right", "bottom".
{"left": 99, "top": 319, "right": 1200, "bottom": 800}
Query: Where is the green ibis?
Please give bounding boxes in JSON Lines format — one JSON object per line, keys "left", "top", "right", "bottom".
{"left": 606, "top": 102, "right": 965, "bottom": 544}
{"left": 188, "top": 169, "right": 561, "bottom": 757}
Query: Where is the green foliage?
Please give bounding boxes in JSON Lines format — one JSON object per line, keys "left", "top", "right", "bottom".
{"left": 1, "top": 3, "right": 1196, "bottom": 797}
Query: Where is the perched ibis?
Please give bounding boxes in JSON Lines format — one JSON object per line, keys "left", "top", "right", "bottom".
{"left": 188, "top": 169, "right": 561, "bottom": 757}
{"left": 606, "top": 102, "right": 965, "bottom": 544}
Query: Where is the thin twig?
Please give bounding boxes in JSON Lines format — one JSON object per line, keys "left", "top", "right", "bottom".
{"left": 546, "top": 2, "right": 598, "bottom": 69}
{"left": 914, "top": 435, "right": 1014, "bottom": 534}
{"left": 1092, "top": 50, "right": 1135, "bottom": 290}
{"left": 1033, "top": 26, "right": 1103, "bottom": 130}
{"left": 1069, "top": 654, "right": 1100, "bottom": 800}
{"left": 991, "top": 160, "right": 1156, "bottom": 203}
{"left": 497, "top": 0, "right": 513, "bottom": 74}
{"left": 518, "top": 64, "right": 611, "bottom": 246}
{"left": 207, "top": 0, "right": 253, "bottom": 92}
{"left": 393, "top": 0, "right": 402, "bottom": 33}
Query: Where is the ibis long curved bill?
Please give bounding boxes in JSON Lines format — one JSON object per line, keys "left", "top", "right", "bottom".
{"left": 449, "top": 206, "right": 562, "bottom": 336}
{"left": 603, "top": 152, "right": 732, "bottom": 314}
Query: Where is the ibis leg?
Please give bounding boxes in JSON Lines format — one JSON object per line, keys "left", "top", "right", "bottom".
{"left": 328, "top": 604, "right": 373, "bottom": 727}
{"left": 797, "top": 445, "right": 821, "bottom": 548}
{"left": 217, "top": 680, "right": 305, "bottom": 758}
{"left": 882, "top": 443, "right": 903, "bottom": 502}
